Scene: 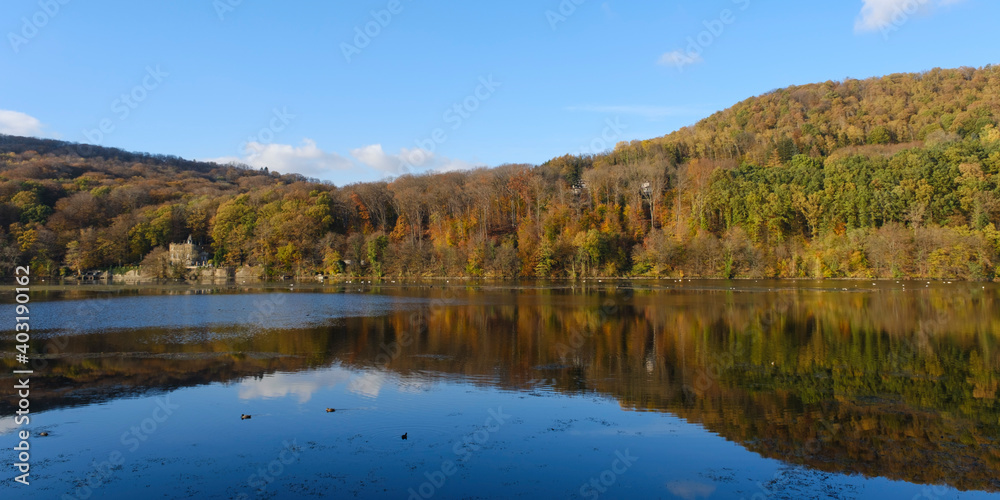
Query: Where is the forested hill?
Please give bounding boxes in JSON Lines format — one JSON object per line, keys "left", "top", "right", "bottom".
{"left": 647, "top": 65, "right": 998, "bottom": 166}
{"left": 0, "top": 134, "right": 320, "bottom": 182}
{"left": 2, "top": 65, "right": 999, "bottom": 280}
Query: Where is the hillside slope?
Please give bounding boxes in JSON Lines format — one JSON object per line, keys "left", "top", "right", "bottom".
{"left": 655, "top": 65, "right": 998, "bottom": 165}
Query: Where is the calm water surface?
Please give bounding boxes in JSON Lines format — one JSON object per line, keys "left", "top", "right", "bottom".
{"left": 1, "top": 280, "right": 999, "bottom": 499}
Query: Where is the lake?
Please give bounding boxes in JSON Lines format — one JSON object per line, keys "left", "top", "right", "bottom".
{"left": 2, "top": 280, "right": 999, "bottom": 499}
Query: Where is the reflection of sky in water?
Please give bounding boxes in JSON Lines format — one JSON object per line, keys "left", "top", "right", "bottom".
{"left": 236, "top": 366, "right": 392, "bottom": 403}
{"left": 3, "top": 362, "right": 997, "bottom": 499}
{"left": 4, "top": 286, "right": 1000, "bottom": 498}
{"left": 27, "top": 293, "right": 424, "bottom": 337}
{"left": 237, "top": 367, "right": 441, "bottom": 404}
{"left": 666, "top": 480, "right": 717, "bottom": 500}
{"left": 345, "top": 371, "right": 389, "bottom": 399}
{"left": 0, "top": 417, "right": 20, "bottom": 435}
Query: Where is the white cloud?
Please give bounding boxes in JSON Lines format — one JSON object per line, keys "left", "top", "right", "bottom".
{"left": 434, "top": 157, "right": 477, "bottom": 173}
{"left": 567, "top": 104, "right": 702, "bottom": 119}
{"left": 657, "top": 49, "right": 702, "bottom": 68}
{"left": 350, "top": 143, "right": 478, "bottom": 176}
{"left": 855, "top": 0, "right": 964, "bottom": 32}
{"left": 202, "top": 154, "right": 243, "bottom": 165}
{"left": 205, "top": 138, "right": 353, "bottom": 180}
{"left": 350, "top": 144, "right": 417, "bottom": 175}
{"left": 244, "top": 139, "right": 353, "bottom": 179}
{"left": 205, "top": 139, "right": 482, "bottom": 183}
{"left": 0, "top": 110, "right": 45, "bottom": 136}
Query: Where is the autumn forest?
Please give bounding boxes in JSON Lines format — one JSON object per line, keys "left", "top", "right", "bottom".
{"left": 2, "top": 66, "right": 999, "bottom": 280}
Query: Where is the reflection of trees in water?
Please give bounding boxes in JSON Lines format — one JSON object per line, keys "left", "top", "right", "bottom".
{"left": 3, "top": 286, "right": 998, "bottom": 490}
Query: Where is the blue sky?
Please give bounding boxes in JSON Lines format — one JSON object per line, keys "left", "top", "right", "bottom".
{"left": 1, "top": 0, "right": 997, "bottom": 185}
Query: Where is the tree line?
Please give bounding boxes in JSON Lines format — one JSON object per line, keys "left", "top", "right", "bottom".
{"left": 1, "top": 66, "right": 998, "bottom": 280}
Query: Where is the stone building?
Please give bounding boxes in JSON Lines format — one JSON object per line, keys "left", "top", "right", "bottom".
{"left": 169, "top": 235, "right": 208, "bottom": 267}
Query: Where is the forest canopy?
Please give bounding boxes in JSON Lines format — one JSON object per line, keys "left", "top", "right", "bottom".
{"left": 1, "top": 65, "right": 999, "bottom": 280}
